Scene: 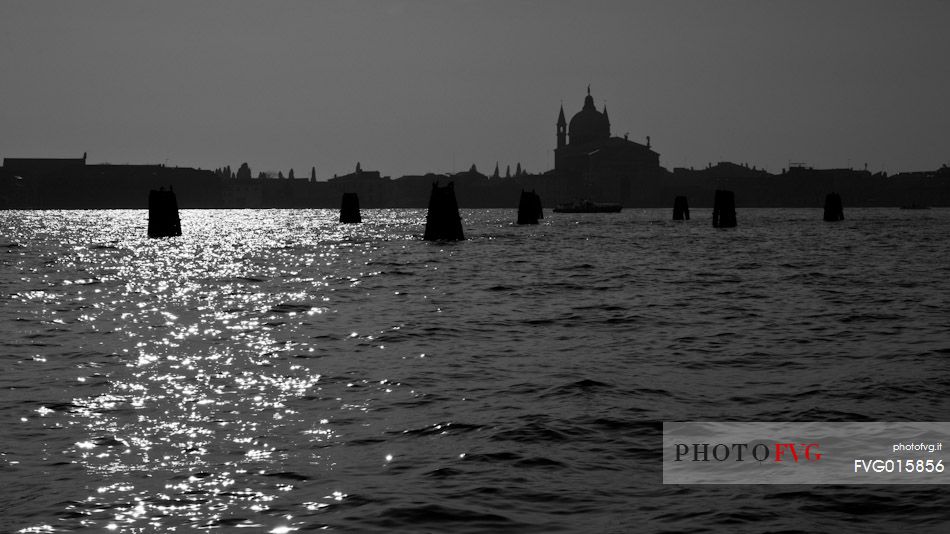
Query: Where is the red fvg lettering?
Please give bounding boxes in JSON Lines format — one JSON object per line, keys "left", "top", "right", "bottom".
{"left": 774, "top": 443, "right": 822, "bottom": 462}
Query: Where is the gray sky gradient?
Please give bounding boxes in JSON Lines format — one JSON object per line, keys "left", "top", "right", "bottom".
{"left": 1, "top": 0, "right": 947, "bottom": 178}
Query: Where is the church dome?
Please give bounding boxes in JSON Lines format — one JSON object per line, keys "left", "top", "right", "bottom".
{"left": 568, "top": 90, "right": 610, "bottom": 146}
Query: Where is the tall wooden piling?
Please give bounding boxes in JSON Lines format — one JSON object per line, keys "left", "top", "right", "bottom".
{"left": 340, "top": 193, "right": 361, "bottom": 223}
{"left": 423, "top": 182, "right": 465, "bottom": 241}
{"left": 673, "top": 196, "right": 690, "bottom": 221}
{"left": 147, "top": 187, "right": 182, "bottom": 238}
{"left": 517, "top": 190, "right": 543, "bottom": 224}
{"left": 823, "top": 193, "right": 844, "bottom": 222}
{"left": 712, "top": 190, "right": 737, "bottom": 228}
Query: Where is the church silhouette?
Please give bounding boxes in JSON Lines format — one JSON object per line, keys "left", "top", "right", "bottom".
{"left": 553, "top": 87, "right": 661, "bottom": 202}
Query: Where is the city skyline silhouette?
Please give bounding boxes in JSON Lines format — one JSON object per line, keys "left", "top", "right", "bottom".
{"left": 1, "top": 1, "right": 947, "bottom": 180}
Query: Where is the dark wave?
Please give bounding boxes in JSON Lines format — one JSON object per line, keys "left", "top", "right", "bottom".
{"left": 269, "top": 303, "right": 315, "bottom": 313}
{"left": 363, "top": 504, "right": 526, "bottom": 531}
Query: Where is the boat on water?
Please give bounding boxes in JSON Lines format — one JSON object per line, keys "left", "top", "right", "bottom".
{"left": 552, "top": 200, "right": 622, "bottom": 213}
{"left": 900, "top": 202, "right": 930, "bottom": 210}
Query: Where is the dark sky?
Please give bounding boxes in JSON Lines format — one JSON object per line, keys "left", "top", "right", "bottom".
{"left": 1, "top": 0, "right": 947, "bottom": 178}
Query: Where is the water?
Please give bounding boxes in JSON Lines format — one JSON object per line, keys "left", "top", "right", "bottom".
{"left": 2, "top": 208, "right": 949, "bottom": 533}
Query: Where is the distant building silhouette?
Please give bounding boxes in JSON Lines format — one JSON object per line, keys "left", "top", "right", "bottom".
{"left": 327, "top": 163, "right": 390, "bottom": 206}
{"left": 3, "top": 153, "right": 86, "bottom": 175}
{"left": 330, "top": 162, "right": 384, "bottom": 184}
{"left": 553, "top": 87, "right": 661, "bottom": 204}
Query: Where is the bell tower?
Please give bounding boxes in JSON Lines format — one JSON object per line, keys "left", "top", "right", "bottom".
{"left": 556, "top": 104, "right": 567, "bottom": 149}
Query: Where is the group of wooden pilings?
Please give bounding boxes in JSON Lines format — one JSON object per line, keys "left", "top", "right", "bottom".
{"left": 146, "top": 182, "right": 541, "bottom": 241}
{"left": 669, "top": 190, "right": 844, "bottom": 227}
{"left": 671, "top": 191, "right": 736, "bottom": 227}
{"left": 673, "top": 196, "right": 690, "bottom": 221}
{"left": 147, "top": 186, "right": 847, "bottom": 239}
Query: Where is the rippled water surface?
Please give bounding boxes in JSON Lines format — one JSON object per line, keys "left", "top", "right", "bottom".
{"left": 2, "top": 208, "right": 949, "bottom": 533}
